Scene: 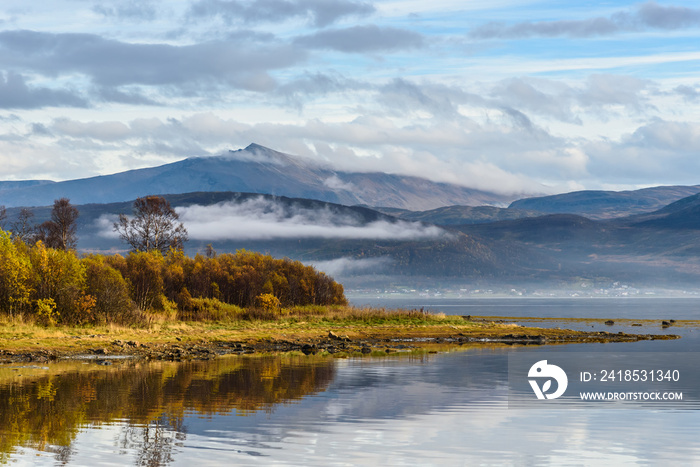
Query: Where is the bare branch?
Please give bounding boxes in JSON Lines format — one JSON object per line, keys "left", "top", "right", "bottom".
{"left": 113, "top": 196, "right": 188, "bottom": 254}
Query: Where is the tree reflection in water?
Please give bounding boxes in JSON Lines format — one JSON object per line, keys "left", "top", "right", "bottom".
{"left": 0, "top": 355, "right": 335, "bottom": 464}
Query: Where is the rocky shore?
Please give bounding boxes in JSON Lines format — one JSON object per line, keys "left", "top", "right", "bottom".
{"left": 0, "top": 327, "right": 679, "bottom": 364}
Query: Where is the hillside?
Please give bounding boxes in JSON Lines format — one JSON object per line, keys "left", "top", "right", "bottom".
{"left": 0, "top": 192, "right": 547, "bottom": 284}
{"left": 509, "top": 185, "right": 700, "bottom": 219}
{"left": 0, "top": 144, "right": 513, "bottom": 211}
{"left": 622, "top": 193, "right": 700, "bottom": 229}
{"left": 373, "top": 205, "right": 542, "bottom": 225}
{"left": 8, "top": 190, "right": 700, "bottom": 288}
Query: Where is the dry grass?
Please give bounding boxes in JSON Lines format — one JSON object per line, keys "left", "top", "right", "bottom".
{"left": 285, "top": 305, "right": 448, "bottom": 320}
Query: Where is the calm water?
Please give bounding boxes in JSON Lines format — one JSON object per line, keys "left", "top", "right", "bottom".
{"left": 3, "top": 298, "right": 700, "bottom": 466}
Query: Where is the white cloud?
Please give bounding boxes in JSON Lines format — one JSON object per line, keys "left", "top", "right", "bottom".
{"left": 323, "top": 175, "right": 356, "bottom": 191}
{"left": 1, "top": 0, "right": 700, "bottom": 196}
{"left": 164, "top": 197, "right": 450, "bottom": 241}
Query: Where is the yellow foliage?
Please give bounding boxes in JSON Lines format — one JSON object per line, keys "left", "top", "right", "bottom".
{"left": 0, "top": 230, "right": 33, "bottom": 315}
{"left": 35, "top": 298, "right": 59, "bottom": 325}
{"left": 254, "top": 293, "right": 281, "bottom": 312}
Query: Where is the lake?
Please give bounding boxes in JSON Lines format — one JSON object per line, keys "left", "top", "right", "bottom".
{"left": 2, "top": 297, "right": 700, "bottom": 466}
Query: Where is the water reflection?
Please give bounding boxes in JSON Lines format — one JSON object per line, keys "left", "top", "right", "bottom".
{"left": 0, "top": 356, "right": 335, "bottom": 464}
{"left": 3, "top": 297, "right": 700, "bottom": 465}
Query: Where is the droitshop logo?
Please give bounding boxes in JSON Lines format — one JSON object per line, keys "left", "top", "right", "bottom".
{"left": 528, "top": 360, "right": 568, "bottom": 400}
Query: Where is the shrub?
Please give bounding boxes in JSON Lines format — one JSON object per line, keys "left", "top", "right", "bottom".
{"left": 254, "top": 293, "right": 281, "bottom": 312}
{"left": 35, "top": 298, "right": 58, "bottom": 325}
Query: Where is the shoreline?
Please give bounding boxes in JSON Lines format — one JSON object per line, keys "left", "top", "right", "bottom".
{"left": 0, "top": 319, "right": 679, "bottom": 364}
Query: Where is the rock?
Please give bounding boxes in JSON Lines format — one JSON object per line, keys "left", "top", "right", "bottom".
{"left": 662, "top": 321, "right": 671, "bottom": 327}
{"left": 361, "top": 347, "right": 372, "bottom": 354}
{"left": 328, "top": 331, "right": 340, "bottom": 339}
{"left": 605, "top": 320, "right": 615, "bottom": 326}
{"left": 632, "top": 323, "right": 642, "bottom": 326}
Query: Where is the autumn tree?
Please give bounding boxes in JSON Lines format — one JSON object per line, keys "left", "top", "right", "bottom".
{"left": 30, "top": 241, "right": 89, "bottom": 324}
{"left": 122, "top": 251, "right": 166, "bottom": 311}
{"left": 82, "top": 255, "right": 135, "bottom": 322}
{"left": 113, "top": 196, "right": 188, "bottom": 254}
{"left": 0, "top": 230, "right": 33, "bottom": 316}
{"left": 36, "top": 198, "right": 80, "bottom": 250}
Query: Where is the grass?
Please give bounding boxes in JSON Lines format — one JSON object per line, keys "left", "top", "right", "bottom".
{"left": 0, "top": 305, "right": 492, "bottom": 354}
{"left": 0, "top": 305, "right": 679, "bottom": 357}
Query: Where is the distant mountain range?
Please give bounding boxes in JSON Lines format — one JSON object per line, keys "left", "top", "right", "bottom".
{"left": 0, "top": 143, "right": 514, "bottom": 210}
{"left": 5, "top": 189, "right": 700, "bottom": 288}
{"left": 3, "top": 142, "right": 700, "bottom": 288}
{"left": 509, "top": 185, "right": 700, "bottom": 219}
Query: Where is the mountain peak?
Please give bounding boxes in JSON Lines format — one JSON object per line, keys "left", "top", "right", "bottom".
{"left": 224, "top": 143, "right": 301, "bottom": 166}
{"left": 244, "top": 143, "right": 270, "bottom": 152}
{"left": 0, "top": 143, "right": 513, "bottom": 210}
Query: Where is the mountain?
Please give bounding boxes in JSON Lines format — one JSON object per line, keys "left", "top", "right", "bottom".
{"left": 0, "top": 144, "right": 514, "bottom": 210}
{"left": 508, "top": 185, "right": 700, "bottom": 219}
{"left": 8, "top": 189, "right": 700, "bottom": 287}
{"left": 620, "top": 193, "right": 700, "bottom": 228}
{"left": 372, "top": 205, "right": 543, "bottom": 225}
{"left": 0, "top": 180, "right": 55, "bottom": 192}
{"left": 0, "top": 191, "right": 551, "bottom": 285}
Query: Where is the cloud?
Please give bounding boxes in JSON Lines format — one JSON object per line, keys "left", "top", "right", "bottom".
{"left": 0, "top": 30, "right": 306, "bottom": 93}
{"left": 0, "top": 71, "right": 88, "bottom": 109}
{"left": 469, "top": 1, "right": 700, "bottom": 39}
{"left": 44, "top": 112, "right": 555, "bottom": 194}
{"left": 583, "top": 120, "right": 700, "bottom": 185}
{"left": 486, "top": 75, "right": 653, "bottom": 123}
{"left": 52, "top": 118, "right": 132, "bottom": 142}
{"left": 94, "top": 86, "right": 162, "bottom": 106}
{"left": 310, "top": 256, "right": 392, "bottom": 277}
{"left": 323, "top": 175, "right": 356, "bottom": 191}
{"left": 674, "top": 84, "right": 700, "bottom": 101}
{"left": 636, "top": 1, "right": 700, "bottom": 29}
{"left": 189, "top": 0, "right": 375, "bottom": 27}
{"left": 92, "top": 0, "right": 158, "bottom": 21}
{"left": 376, "top": 78, "right": 469, "bottom": 119}
{"left": 162, "top": 197, "right": 449, "bottom": 241}
{"left": 295, "top": 25, "right": 424, "bottom": 53}
{"left": 276, "top": 72, "right": 367, "bottom": 108}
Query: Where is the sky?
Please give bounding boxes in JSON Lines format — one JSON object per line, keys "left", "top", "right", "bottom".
{"left": 1, "top": 0, "right": 700, "bottom": 196}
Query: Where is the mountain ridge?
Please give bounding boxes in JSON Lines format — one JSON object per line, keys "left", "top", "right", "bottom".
{"left": 509, "top": 185, "right": 700, "bottom": 219}
{"left": 0, "top": 143, "right": 515, "bottom": 210}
